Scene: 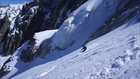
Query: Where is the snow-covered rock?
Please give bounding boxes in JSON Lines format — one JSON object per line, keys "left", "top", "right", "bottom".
{"left": 0, "top": 0, "right": 87, "bottom": 56}
{"left": 0, "top": 4, "right": 22, "bottom": 21}
{"left": 54, "top": 0, "right": 123, "bottom": 49}
{"left": 34, "top": 29, "right": 58, "bottom": 47}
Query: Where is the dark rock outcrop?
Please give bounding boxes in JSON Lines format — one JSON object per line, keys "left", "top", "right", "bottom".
{"left": 0, "top": 0, "right": 87, "bottom": 56}
{"left": 18, "top": 0, "right": 88, "bottom": 62}
{"left": 0, "top": 17, "right": 10, "bottom": 42}
{"left": 0, "top": 57, "right": 13, "bottom": 78}
{"left": 0, "top": 1, "right": 88, "bottom": 77}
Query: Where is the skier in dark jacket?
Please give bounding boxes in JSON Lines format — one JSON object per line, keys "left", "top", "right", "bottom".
{"left": 81, "top": 45, "right": 87, "bottom": 52}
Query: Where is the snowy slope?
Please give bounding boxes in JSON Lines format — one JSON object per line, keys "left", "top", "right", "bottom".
{"left": 34, "top": 29, "right": 58, "bottom": 46}
{"left": 4, "top": 16, "right": 139, "bottom": 79}
{"left": 54, "top": 0, "right": 123, "bottom": 49}
{"left": 1, "top": 29, "right": 58, "bottom": 79}
{"left": 1, "top": 0, "right": 140, "bottom": 79}
{"left": 0, "top": 55, "right": 10, "bottom": 69}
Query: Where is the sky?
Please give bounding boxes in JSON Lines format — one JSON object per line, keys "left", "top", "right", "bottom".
{"left": 0, "top": 0, "right": 33, "bottom": 5}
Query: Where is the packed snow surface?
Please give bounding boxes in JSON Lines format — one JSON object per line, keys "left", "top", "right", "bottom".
{"left": 2, "top": 18, "right": 140, "bottom": 79}
{"left": 54, "top": 0, "right": 122, "bottom": 49}
{"left": 34, "top": 29, "right": 58, "bottom": 46}
{"left": 1, "top": 0, "right": 140, "bottom": 79}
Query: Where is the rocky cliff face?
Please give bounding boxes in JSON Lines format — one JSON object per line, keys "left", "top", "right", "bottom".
{"left": 25, "top": 0, "right": 140, "bottom": 61}
{"left": 0, "top": 0, "right": 87, "bottom": 56}
{"left": 0, "top": 4, "right": 22, "bottom": 56}
{"left": 0, "top": 0, "right": 87, "bottom": 77}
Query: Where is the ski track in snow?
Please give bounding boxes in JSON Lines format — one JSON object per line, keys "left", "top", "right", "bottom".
{"left": 27, "top": 66, "right": 56, "bottom": 79}
{"left": 38, "top": 23, "right": 139, "bottom": 79}
{"left": 4, "top": 22, "right": 139, "bottom": 79}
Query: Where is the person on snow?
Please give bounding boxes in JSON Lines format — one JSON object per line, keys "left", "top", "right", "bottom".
{"left": 81, "top": 45, "right": 87, "bottom": 52}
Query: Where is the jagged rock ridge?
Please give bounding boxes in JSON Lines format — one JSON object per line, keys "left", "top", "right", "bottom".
{"left": 0, "top": 0, "right": 87, "bottom": 78}
{"left": 0, "top": 0, "right": 87, "bottom": 56}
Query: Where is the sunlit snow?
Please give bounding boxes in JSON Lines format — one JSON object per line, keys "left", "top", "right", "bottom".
{"left": 1, "top": 0, "right": 140, "bottom": 79}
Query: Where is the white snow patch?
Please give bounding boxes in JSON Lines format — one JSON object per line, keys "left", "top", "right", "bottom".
{"left": 34, "top": 29, "right": 58, "bottom": 46}
{"left": 54, "top": 0, "right": 123, "bottom": 49}
{"left": 0, "top": 56, "right": 11, "bottom": 69}
{"left": 39, "top": 66, "right": 55, "bottom": 77}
